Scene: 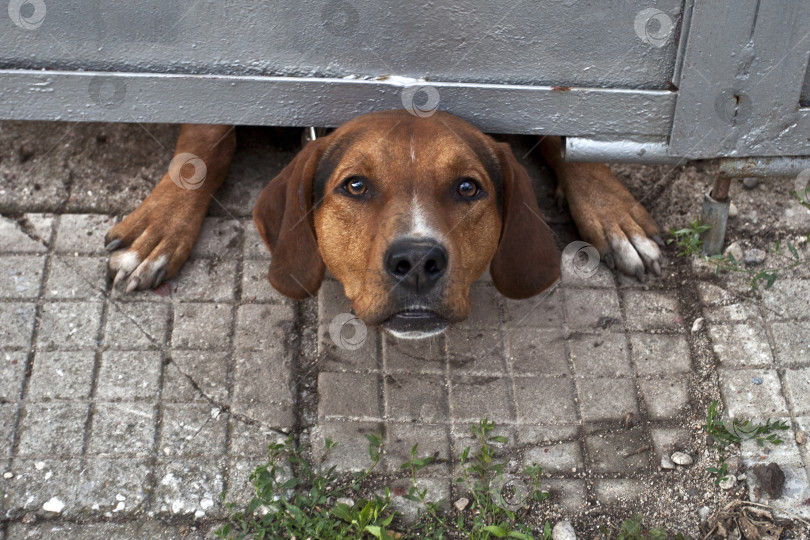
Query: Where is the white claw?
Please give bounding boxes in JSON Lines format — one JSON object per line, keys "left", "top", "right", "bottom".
{"left": 609, "top": 235, "right": 645, "bottom": 278}
{"left": 629, "top": 235, "right": 662, "bottom": 274}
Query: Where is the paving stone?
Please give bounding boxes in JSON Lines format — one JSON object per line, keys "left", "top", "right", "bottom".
{"left": 503, "top": 287, "right": 564, "bottom": 328}
{"left": 172, "top": 302, "right": 233, "bottom": 350}
{"left": 720, "top": 369, "right": 789, "bottom": 418}
{"left": 783, "top": 367, "right": 810, "bottom": 415}
{"left": 630, "top": 333, "right": 692, "bottom": 375}
{"left": 638, "top": 379, "right": 689, "bottom": 420}
{"left": 707, "top": 323, "right": 773, "bottom": 367}
{"left": 243, "top": 223, "right": 272, "bottom": 259}
{"left": 704, "top": 302, "right": 762, "bottom": 323}
{"left": 37, "top": 301, "right": 103, "bottom": 350}
{"left": 54, "top": 214, "right": 114, "bottom": 255}
{"left": 771, "top": 320, "right": 810, "bottom": 365}
{"left": 154, "top": 460, "right": 224, "bottom": 518}
{"left": 623, "top": 290, "right": 683, "bottom": 331}
{"left": 539, "top": 479, "right": 587, "bottom": 513}
{"left": 233, "top": 303, "right": 295, "bottom": 351}
{"left": 451, "top": 376, "right": 514, "bottom": 423}
{"left": 457, "top": 285, "right": 503, "bottom": 329}
{"left": 79, "top": 457, "right": 152, "bottom": 515}
{"left": 594, "top": 478, "right": 647, "bottom": 503}
{"left": 88, "top": 402, "right": 156, "bottom": 456}
{"left": 564, "top": 288, "right": 622, "bottom": 331}
{"left": 310, "top": 421, "right": 385, "bottom": 472}
{"left": 171, "top": 258, "right": 237, "bottom": 301}
{"left": 27, "top": 351, "right": 95, "bottom": 400}
{"left": 389, "top": 477, "right": 450, "bottom": 522}
{"left": 741, "top": 430, "right": 805, "bottom": 468}
{"left": 3, "top": 458, "right": 84, "bottom": 518}
{"left": 513, "top": 377, "right": 577, "bottom": 424}
{"left": 5, "top": 513, "right": 188, "bottom": 539}
{"left": 163, "top": 350, "right": 228, "bottom": 403}
{"left": 17, "top": 403, "right": 88, "bottom": 457}
{"left": 232, "top": 349, "right": 295, "bottom": 427}
{"left": 44, "top": 256, "right": 106, "bottom": 299}
{"left": 241, "top": 259, "right": 292, "bottom": 302}
{"left": 561, "top": 260, "right": 615, "bottom": 288}
{"left": 650, "top": 428, "right": 691, "bottom": 458}
{"left": 760, "top": 279, "right": 810, "bottom": 320}
{"left": 160, "top": 402, "right": 228, "bottom": 458}
{"left": 104, "top": 301, "right": 169, "bottom": 350}
{"left": 0, "top": 214, "right": 51, "bottom": 253}
{"left": 97, "top": 350, "right": 162, "bottom": 401}
{"left": 316, "top": 323, "right": 379, "bottom": 373}
{"left": 0, "top": 350, "right": 27, "bottom": 400}
{"left": 505, "top": 328, "right": 569, "bottom": 376}
{"left": 0, "top": 302, "right": 36, "bottom": 348}
{"left": 1, "top": 403, "right": 16, "bottom": 457}
{"left": 795, "top": 416, "right": 810, "bottom": 466}
{"left": 385, "top": 374, "right": 448, "bottom": 422}
{"left": 577, "top": 378, "right": 638, "bottom": 423}
{"left": 447, "top": 328, "right": 507, "bottom": 374}
{"left": 0, "top": 256, "right": 44, "bottom": 298}
{"left": 318, "top": 278, "right": 352, "bottom": 324}
{"left": 569, "top": 332, "right": 631, "bottom": 377}
{"left": 318, "top": 371, "right": 381, "bottom": 420}
{"left": 521, "top": 441, "right": 583, "bottom": 474}
{"left": 586, "top": 430, "right": 650, "bottom": 473}
{"left": 189, "top": 218, "right": 243, "bottom": 259}
{"left": 226, "top": 457, "right": 264, "bottom": 508}
{"left": 382, "top": 332, "right": 443, "bottom": 374}
{"left": 383, "top": 423, "right": 450, "bottom": 473}
{"left": 228, "top": 419, "right": 287, "bottom": 458}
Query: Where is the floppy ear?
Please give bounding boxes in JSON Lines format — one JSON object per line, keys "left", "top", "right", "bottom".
{"left": 253, "top": 138, "right": 327, "bottom": 300}
{"left": 489, "top": 142, "right": 560, "bottom": 299}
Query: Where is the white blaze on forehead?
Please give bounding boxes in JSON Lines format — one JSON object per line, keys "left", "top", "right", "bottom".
{"left": 409, "top": 195, "right": 439, "bottom": 238}
{"left": 410, "top": 132, "right": 416, "bottom": 163}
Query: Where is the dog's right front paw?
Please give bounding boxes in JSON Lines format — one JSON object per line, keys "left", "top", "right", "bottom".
{"left": 105, "top": 177, "right": 208, "bottom": 293}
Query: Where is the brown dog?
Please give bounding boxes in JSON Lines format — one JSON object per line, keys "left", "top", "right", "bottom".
{"left": 106, "top": 110, "right": 662, "bottom": 338}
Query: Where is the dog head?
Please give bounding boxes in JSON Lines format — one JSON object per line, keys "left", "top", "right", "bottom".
{"left": 253, "top": 110, "right": 559, "bottom": 338}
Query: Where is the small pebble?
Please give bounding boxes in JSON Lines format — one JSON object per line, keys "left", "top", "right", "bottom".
{"left": 742, "top": 177, "right": 759, "bottom": 189}
{"left": 336, "top": 497, "right": 354, "bottom": 507}
{"left": 744, "top": 248, "right": 767, "bottom": 265}
{"left": 454, "top": 497, "right": 469, "bottom": 512}
{"left": 725, "top": 457, "right": 740, "bottom": 475}
{"left": 724, "top": 242, "right": 743, "bottom": 262}
{"left": 719, "top": 476, "right": 736, "bottom": 490}
{"left": 728, "top": 201, "right": 738, "bottom": 217}
{"left": 671, "top": 451, "right": 694, "bottom": 466}
{"left": 698, "top": 506, "right": 711, "bottom": 522}
{"left": 751, "top": 377, "right": 763, "bottom": 385}
{"left": 796, "top": 430, "right": 807, "bottom": 445}
{"left": 552, "top": 520, "right": 577, "bottom": 540}
{"left": 3, "top": 472, "right": 12, "bottom": 479}
{"left": 691, "top": 317, "right": 704, "bottom": 333}
{"left": 42, "top": 497, "right": 65, "bottom": 513}
{"left": 661, "top": 455, "right": 676, "bottom": 470}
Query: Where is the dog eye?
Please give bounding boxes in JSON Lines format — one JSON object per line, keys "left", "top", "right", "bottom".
{"left": 456, "top": 178, "right": 481, "bottom": 198}
{"left": 342, "top": 176, "right": 369, "bottom": 196}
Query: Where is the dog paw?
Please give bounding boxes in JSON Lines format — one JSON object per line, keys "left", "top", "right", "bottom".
{"left": 105, "top": 178, "right": 207, "bottom": 293}
{"left": 566, "top": 166, "right": 663, "bottom": 281}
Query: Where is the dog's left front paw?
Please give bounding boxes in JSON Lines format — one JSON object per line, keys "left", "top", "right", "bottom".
{"left": 564, "top": 164, "right": 663, "bottom": 281}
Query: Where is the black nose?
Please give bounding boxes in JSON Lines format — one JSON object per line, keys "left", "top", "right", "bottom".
{"left": 385, "top": 239, "right": 448, "bottom": 293}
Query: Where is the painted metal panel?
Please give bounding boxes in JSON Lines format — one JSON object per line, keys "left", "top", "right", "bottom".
{"left": 669, "top": 0, "right": 810, "bottom": 158}
{"left": 2, "top": 1, "right": 684, "bottom": 88}
{"left": 0, "top": 70, "right": 676, "bottom": 136}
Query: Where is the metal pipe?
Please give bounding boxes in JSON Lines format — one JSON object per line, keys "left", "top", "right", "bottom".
{"left": 563, "top": 137, "right": 684, "bottom": 164}
{"left": 699, "top": 189, "right": 730, "bottom": 255}
{"left": 710, "top": 174, "right": 732, "bottom": 201}
{"left": 718, "top": 156, "right": 810, "bottom": 178}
